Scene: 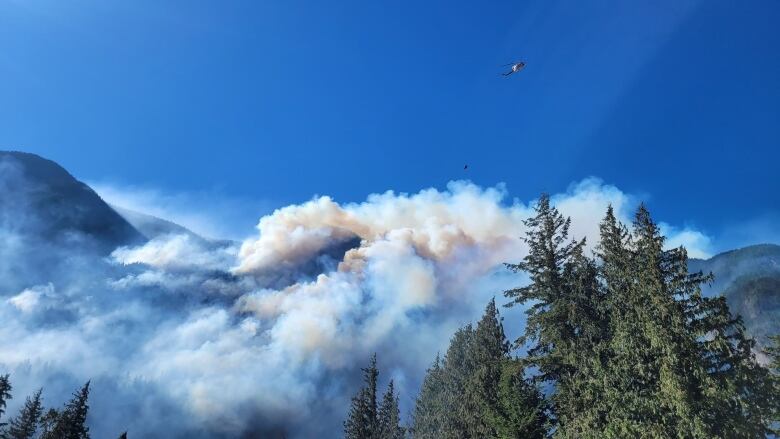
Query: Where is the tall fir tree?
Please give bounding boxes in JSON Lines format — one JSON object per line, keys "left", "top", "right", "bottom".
{"left": 412, "top": 302, "right": 548, "bottom": 439}
{"left": 439, "top": 325, "right": 476, "bottom": 439}
{"left": 504, "top": 194, "right": 605, "bottom": 435}
{"left": 554, "top": 240, "right": 608, "bottom": 438}
{"left": 411, "top": 355, "right": 444, "bottom": 439}
{"left": 411, "top": 325, "right": 475, "bottom": 439}
{"left": 695, "top": 295, "right": 776, "bottom": 437}
{"left": 43, "top": 381, "right": 90, "bottom": 439}
{"left": 376, "top": 380, "right": 403, "bottom": 439}
{"left": 0, "top": 375, "right": 11, "bottom": 427}
{"left": 344, "top": 355, "right": 379, "bottom": 439}
{"left": 766, "top": 334, "right": 780, "bottom": 432}
{"left": 407, "top": 198, "right": 778, "bottom": 439}
{"left": 5, "top": 389, "right": 43, "bottom": 439}
{"left": 37, "top": 409, "right": 59, "bottom": 439}
{"left": 504, "top": 194, "right": 583, "bottom": 383}
{"left": 492, "top": 359, "right": 548, "bottom": 439}
{"left": 463, "top": 299, "right": 509, "bottom": 439}
{"left": 595, "top": 205, "right": 711, "bottom": 437}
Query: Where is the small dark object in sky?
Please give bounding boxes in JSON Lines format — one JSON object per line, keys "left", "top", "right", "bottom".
{"left": 464, "top": 164, "right": 468, "bottom": 170}
{"left": 502, "top": 61, "right": 526, "bottom": 77}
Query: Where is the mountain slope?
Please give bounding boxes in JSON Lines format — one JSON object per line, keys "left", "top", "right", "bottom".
{"left": 0, "top": 151, "right": 145, "bottom": 251}
{"left": 689, "top": 244, "right": 780, "bottom": 344}
{"left": 111, "top": 204, "right": 199, "bottom": 240}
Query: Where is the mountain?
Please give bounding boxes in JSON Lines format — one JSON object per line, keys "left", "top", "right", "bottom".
{"left": 689, "top": 244, "right": 780, "bottom": 345}
{"left": 0, "top": 151, "right": 145, "bottom": 251}
{"left": 111, "top": 204, "right": 199, "bottom": 240}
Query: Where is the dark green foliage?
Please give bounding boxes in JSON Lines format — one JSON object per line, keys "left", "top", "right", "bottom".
{"left": 345, "top": 356, "right": 407, "bottom": 439}
{"left": 411, "top": 326, "right": 475, "bottom": 438}
{"left": 411, "top": 302, "right": 547, "bottom": 439}
{"left": 440, "top": 325, "right": 476, "bottom": 439}
{"left": 42, "top": 381, "right": 90, "bottom": 439}
{"left": 463, "top": 299, "right": 508, "bottom": 438}
{"left": 764, "top": 334, "right": 780, "bottom": 432}
{"left": 5, "top": 389, "right": 42, "bottom": 439}
{"left": 410, "top": 355, "right": 444, "bottom": 439}
{"left": 492, "top": 360, "right": 548, "bottom": 439}
{"left": 497, "top": 198, "right": 776, "bottom": 438}
{"left": 376, "top": 381, "right": 403, "bottom": 439}
{"left": 0, "top": 375, "right": 11, "bottom": 426}
{"left": 768, "top": 334, "right": 780, "bottom": 376}
{"left": 344, "top": 355, "right": 379, "bottom": 439}
{"left": 503, "top": 194, "right": 605, "bottom": 437}
{"left": 504, "top": 194, "right": 584, "bottom": 381}
{"left": 596, "top": 205, "right": 710, "bottom": 437}
{"left": 37, "top": 409, "right": 59, "bottom": 439}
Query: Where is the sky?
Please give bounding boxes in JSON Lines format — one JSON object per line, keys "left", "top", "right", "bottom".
{"left": 1, "top": 0, "right": 779, "bottom": 249}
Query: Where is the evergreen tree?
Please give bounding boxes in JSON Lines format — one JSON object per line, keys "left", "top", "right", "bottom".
{"left": 696, "top": 296, "right": 775, "bottom": 437}
{"left": 344, "top": 355, "right": 379, "bottom": 439}
{"left": 117, "top": 432, "right": 128, "bottom": 439}
{"left": 439, "top": 325, "right": 476, "bottom": 439}
{"left": 376, "top": 380, "right": 403, "bottom": 439}
{"left": 492, "top": 359, "right": 548, "bottom": 439}
{"left": 503, "top": 194, "right": 602, "bottom": 434}
{"left": 5, "top": 389, "right": 42, "bottom": 439}
{"left": 411, "top": 325, "right": 476, "bottom": 439}
{"left": 504, "top": 194, "right": 584, "bottom": 384}
{"left": 413, "top": 302, "right": 548, "bottom": 439}
{"left": 766, "top": 334, "right": 780, "bottom": 431}
{"left": 595, "top": 206, "right": 711, "bottom": 437}
{"left": 37, "top": 409, "right": 59, "bottom": 439}
{"left": 463, "top": 299, "right": 508, "bottom": 438}
{"left": 553, "top": 240, "right": 608, "bottom": 439}
{"left": 597, "top": 205, "right": 774, "bottom": 437}
{"left": 0, "top": 375, "right": 11, "bottom": 427}
{"left": 407, "top": 198, "right": 778, "bottom": 439}
{"left": 43, "top": 381, "right": 90, "bottom": 439}
{"left": 411, "top": 355, "right": 444, "bottom": 439}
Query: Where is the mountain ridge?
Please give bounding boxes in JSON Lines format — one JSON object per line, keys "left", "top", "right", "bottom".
{"left": 689, "top": 243, "right": 780, "bottom": 344}
{"left": 0, "top": 150, "right": 145, "bottom": 251}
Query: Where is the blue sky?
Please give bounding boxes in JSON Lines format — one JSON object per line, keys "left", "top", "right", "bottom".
{"left": 2, "top": 0, "right": 779, "bottom": 249}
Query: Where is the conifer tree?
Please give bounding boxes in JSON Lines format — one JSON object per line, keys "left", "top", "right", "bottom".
{"left": 407, "top": 199, "right": 778, "bottom": 438}
{"left": 492, "top": 359, "right": 548, "bottom": 439}
{"left": 696, "top": 296, "right": 775, "bottom": 437}
{"left": 766, "top": 334, "right": 780, "bottom": 431}
{"left": 463, "top": 299, "right": 508, "bottom": 438}
{"left": 411, "top": 326, "right": 476, "bottom": 438}
{"left": 344, "top": 355, "right": 379, "bottom": 439}
{"left": 376, "top": 380, "right": 403, "bottom": 439}
{"left": 411, "top": 355, "right": 444, "bottom": 439}
{"left": 596, "top": 205, "right": 775, "bottom": 437}
{"left": 117, "top": 432, "right": 127, "bottom": 439}
{"left": 413, "top": 302, "right": 548, "bottom": 439}
{"left": 504, "top": 194, "right": 601, "bottom": 434}
{"left": 504, "top": 195, "right": 583, "bottom": 383}
{"left": 37, "top": 409, "right": 59, "bottom": 439}
{"left": 0, "top": 375, "right": 11, "bottom": 427}
{"left": 553, "top": 241, "right": 608, "bottom": 439}
{"left": 439, "top": 325, "right": 476, "bottom": 439}
{"left": 594, "top": 205, "right": 711, "bottom": 437}
{"left": 43, "top": 381, "right": 90, "bottom": 439}
{"left": 5, "top": 389, "right": 42, "bottom": 439}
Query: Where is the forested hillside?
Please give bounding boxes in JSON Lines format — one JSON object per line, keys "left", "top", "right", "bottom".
{"left": 690, "top": 244, "right": 780, "bottom": 345}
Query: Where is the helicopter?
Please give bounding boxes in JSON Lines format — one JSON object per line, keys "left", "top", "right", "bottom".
{"left": 502, "top": 61, "right": 526, "bottom": 76}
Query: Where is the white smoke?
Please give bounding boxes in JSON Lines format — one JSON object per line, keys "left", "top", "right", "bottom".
{"left": 0, "top": 177, "right": 714, "bottom": 437}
